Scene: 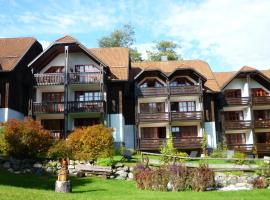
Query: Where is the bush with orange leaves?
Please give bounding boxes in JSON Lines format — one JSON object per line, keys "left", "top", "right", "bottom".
{"left": 66, "top": 124, "right": 114, "bottom": 161}
{"left": 1, "top": 117, "right": 53, "bottom": 158}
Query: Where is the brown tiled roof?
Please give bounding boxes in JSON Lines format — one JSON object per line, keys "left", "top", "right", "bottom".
{"left": 213, "top": 71, "right": 236, "bottom": 89}
{"left": 0, "top": 37, "right": 36, "bottom": 71}
{"left": 55, "top": 35, "right": 77, "bottom": 43}
{"left": 239, "top": 66, "right": 257, "bottom": 72}
{"left": 132, "top": 60, "right": 220, "bottom": 92}
{"left": 90, "top": 47, "right": 129, "bottom": 80}
{"left": 261, "top": 70, "right": 270, "bottom": 79}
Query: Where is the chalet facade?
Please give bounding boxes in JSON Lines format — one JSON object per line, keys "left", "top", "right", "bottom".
{"left": 28, "top": 36, "right": 135, "bottom": 148}
{"left": 1, "top": 35, "right": 270, "bottom": 156}
{"left": 0, "top": 37, "right": 42, "bottom": 122}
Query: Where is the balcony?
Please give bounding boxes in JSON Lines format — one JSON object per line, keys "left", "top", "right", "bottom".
{"left": 224, "top": 120, "right": 253, "bottom": 130}
{"left": 227, "top": 144, "right": 253, "bottom": 153}
{"left": 49, "top": 130, "right": 64, "bottom": 139}
{"left": 256, "top": 143, "right": 270, "bottom": 154}
{"left": 68, "top": 101, "right": 104, "bottom": 113}
{"left": 170, "top": 85, "right": 201, "bottom": 95}
{"left": 136, "top": 87, "right": 168, "bottom": 97}
{"left": 33, "top": 102, "right": 64, "bottom": 114}
{"left": 138, "top": 138, "right": 166, "bottom": 150}
{"left": 254, "top": 120, "right": 270, "bottom": 128}
{"left": 137, "top": 112, "right": 169, "bottom": 123}
{"left": 171, "top": 111, "right": 203, "bottom": 121}
{"left": 252, "top": 96, "right": 270, "bottom": 105}
{"left": 34, "top": 73, "right": 64, "bottom": 86}
{"left": 173, "top": 137, "right": 202, "bottom": 149}
{"left": 69, "top": 72, "right": 102, "bottom": 84}
{"left": 225, "top": 97, "right": 250, "bottom": 106}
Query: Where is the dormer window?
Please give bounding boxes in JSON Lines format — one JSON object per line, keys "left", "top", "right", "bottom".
{"left": 75, "top": 65, "right": 99, "bottom": 73}
{"left": 170, "top": 77, "right": 194, "bottom": 87}
{"left": 139, "top": 78, "right": 164, "bottom": 88}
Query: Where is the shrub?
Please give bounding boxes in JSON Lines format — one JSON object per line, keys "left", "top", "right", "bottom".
{"left": 2, "top": 118, "right": 52, "bottom": 159}
{"left": 151, "top": 167, "right": 170, "bottom": 191}
{"left": 175, "top": 151, "right": 190, "bottom": 163}
{"left": 160, "top": 132, "right": 176, "bottom": 164}
{"left": 167, "top": 164, "right": 189, "bottom": 191}
{"left": 232, "top": 151, "right": 246, "bottom": 165}
{"left": 66, "top": 124, "right": 114, "bottom": 161}
{"left": 191, "top": 164, "right": 215, "bottom": 191}
{"left": 47, "top": 140, "right": 72, "bottom": 159}
{"left": 252, "top": 177, "right": 268, "bottom": 189}
{"left": 133, "top": 163, "right": 153, "bottom": 189}
{"left": 0, "top": 126, "right": 7, "bottom": 155}
{"left": 210, "top": 143, "right": 227, "bottom": 158}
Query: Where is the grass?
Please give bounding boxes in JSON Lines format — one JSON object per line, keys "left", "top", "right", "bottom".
{"left": 0, "top": 169, "right": 270, "bottom": 200}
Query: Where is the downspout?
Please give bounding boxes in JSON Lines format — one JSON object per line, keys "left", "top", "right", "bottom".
{"left": 64, "top": 46, "right": 69, "bottom": 138}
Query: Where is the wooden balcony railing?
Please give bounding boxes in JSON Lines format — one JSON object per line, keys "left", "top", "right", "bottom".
{"left": 49, "top": 130, "right": 64, "bottom": 139}
{"left": 170, "top": 85, "right": 201, "bottom": 95}
{"left": 34, "top": 73, "right": 64, "bottom": 85}
{"left": 33, "top": 102, "right": 64, "bottom": 114}
{"left": 136, "top": 87, "right": 168, "bottom": 97}
{"left": 256, "top": 143, "right": 270, "bottom": 153}
{"left": 171, "top": 111, "right": 203, "bottom": 121}
{"left": 254, "top": 120, "right": 270, "bottom": 128}
{"left": 227, "top": 144, "right": 253, "bottom": 153}
{"left": 223, "top": 120, "right": 253, "bottom": 130}
{"left": 69, "top": 72, "right": 102, "bottom": 84}
{"left": 137, "top": 112, "right": 169, "bottom": 123}
{"left": 252, "top": 96, "right": 270, "bottom": 105}
{"left": 173, "top": 137, "right": 202, "bottom": 149}
{"left": 138, "top": 138, "right": 166, "bottom": 150}
{"left": 225, "top": 97, "right": 250, "bottom": 106}
{"left": 68, "top": 101, "right": 104, "bottom": 113}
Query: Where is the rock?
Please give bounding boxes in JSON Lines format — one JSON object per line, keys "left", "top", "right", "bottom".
{"left": 115, "top": 176, "right": 125, "bottom": 180}
{"left": 129, "top": 167, "right": 134, "bottom": 172}
{"left": 110, "top": 175, "right": 115, "bottom": 179}
{"left": 7, "top": 168, "right": 13, "bottom": 173}
{"left": 116, "top": 170, "right": 128, "bottom": 178}
{"left": 76, "top": 171, "right": 85, "bottom": 177}
{"left": 55, "top": 180, "right": 72, "bottom": 193}
{"left": 33, "top": 163, "right": 42, "bottom": 168}
{"left": 3, "top": 161, "right": 10, "bottom": 169}
{"left": 167, "top": 181, "right": 173, "bottom": 191}
{"left": 14, "top": 171, "right": 21, "bottom": 174}
{"left": 115, "top": 163, "right": 124, "bottom": 168}
{"left": 46, "top": 167, "right": 53, "bottom": 173}
{"left": 128, "top": 172, "right": 133, "bottom": 179}
{"left": 68, "top": 165, "right": 75, "bottom": 169}
{"left": 69, "top": 160, "right": 75, "bottom": 165}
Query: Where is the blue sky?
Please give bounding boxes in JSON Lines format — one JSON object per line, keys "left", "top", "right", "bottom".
{"left": 1, "top": 0, "right": 270, "bottom": 71}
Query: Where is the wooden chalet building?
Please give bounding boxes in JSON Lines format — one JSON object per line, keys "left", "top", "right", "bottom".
{"left": 0, "top": 37, "right": 42, "bottom": 122}
{"left": 28, "top": 36, "right": 135, "bottom": 148}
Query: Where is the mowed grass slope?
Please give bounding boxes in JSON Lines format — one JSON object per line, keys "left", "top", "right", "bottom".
{"left": 0, "top": 169, "right": 269, "bottom": 200}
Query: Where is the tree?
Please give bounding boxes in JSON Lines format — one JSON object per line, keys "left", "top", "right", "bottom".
{"left": 98, "top": 24, "right": 142, "bottom": 62}
{"left": 147, "top": 40, "right": 181, "bottom": 61}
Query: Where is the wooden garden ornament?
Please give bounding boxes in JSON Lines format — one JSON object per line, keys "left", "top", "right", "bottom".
{"left": 55, "top": 158, "right": 72, "bottom": 193}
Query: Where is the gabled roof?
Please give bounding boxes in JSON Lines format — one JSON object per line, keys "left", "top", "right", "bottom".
{"left": 0, "top": 37, "right": 37, "bottom": 71}
{"left": 214, "top": 66, "right": 270, "bottom": 90}
{"left": 132, "top": 60, "right": 220, "bottom": 92}
{"left": 90, "top": 47, "right": 129, "bottom": 81}
{"left": 55, "top": 35, "right": 78, "bottom": 43}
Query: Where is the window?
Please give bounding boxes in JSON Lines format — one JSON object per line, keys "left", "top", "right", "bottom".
{"left": 256, "top": 133, "right": 270, "bottom": 143}
{"left": 139, "top": 78, "right": 164, "bottom": 88}
{"left": 170, "top": 77, "right": 194, "bottom": 87}
{"left": 75, "top": 91, "right": 101, "bottom": 101}
{"left": 140, "top": 102, "right": 165, "bottom": 113}
{"left": 224, "top": 111, "right": 243, "bottom": 121}
{"left": 74, "top": 118, "right": 100, "bottom": 127}
{"left": 42, "top": 92, "right": 64, "bottom": 102}
{"left": 252, "top": 88, "right": 268, "bottom": 97}
{"left": 254, "top": 110, "right": 270, "bottom": 120}
{"left": 75, "top": 65, "right": 99, "bottom": 73}
{"left": 224, "top": 89, "right": 241, "bottom": 98}
{"left": 171, "top": 126, "right": 198, "bottom": 138}
{"left": 45, "top": 66, "right": 64, "bottom": 73}
{"left": 171, "top": 101, "right": 196, "bottom": 112}
{"left": 226, "top": 134, "right": 246, "bottom": 144}
{"left": 141, "top": 127, "right": 166, "bottom": 139}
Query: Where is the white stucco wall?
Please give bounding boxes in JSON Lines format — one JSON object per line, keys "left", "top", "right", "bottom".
{"left": 204, "top": 122, "right": 217, "bottom": 148}
{"left": 107, "top": 114, "right": 124, "bottom": 143}
{"left": 124, "top": 125, "right": 135, "bottom": 149}
{"left": 0, "top": 108, "right": 24, "bottom": 122}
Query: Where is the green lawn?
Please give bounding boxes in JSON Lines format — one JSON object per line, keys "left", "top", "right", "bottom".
{"left": 0, "top": 169, "right": 270, "bottom": 200}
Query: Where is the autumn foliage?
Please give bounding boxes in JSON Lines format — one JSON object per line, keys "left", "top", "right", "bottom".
{"left": 1, "top": 117, "right": 52, "bottom": 158}
{"left": 66, "top": 124, "right": 114, "bottom": 161}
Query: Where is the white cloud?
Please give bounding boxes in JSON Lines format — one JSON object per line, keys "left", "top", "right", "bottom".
{"left": 158, "top": 0, "right": 270, "bottom": 70}
{"left": 132, "top": 43, "right": 154, "bottom": 60}
{"left": 39, "top": 40, "right": 50, "bottom": 50}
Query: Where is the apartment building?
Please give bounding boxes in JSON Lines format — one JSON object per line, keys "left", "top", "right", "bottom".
{"left": 0, "top": 37, "right": 42, "bottom": 122}
{"left": 132, "top": 60, "right": 219, "bottom": 152}
{"left": 215, "top": 66, "right": 270, "bottom": 156}
{"left": 28, "top": 36, "right": 135, "bottom": 148}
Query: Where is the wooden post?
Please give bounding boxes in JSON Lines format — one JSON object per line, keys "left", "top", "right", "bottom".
{"left": 4, "top": 82, "right": 9, "bottom": 108}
